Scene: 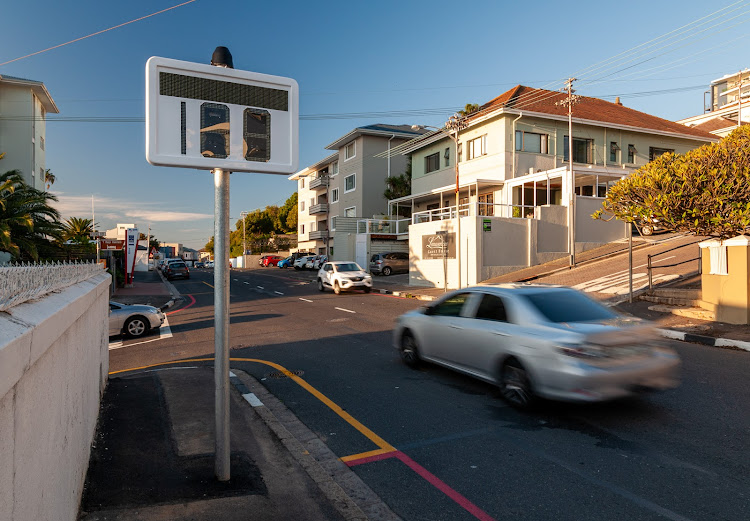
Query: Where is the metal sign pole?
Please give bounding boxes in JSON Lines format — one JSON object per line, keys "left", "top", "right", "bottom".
{"left": 213, "top": 167, "right": 230, "bottom": 481}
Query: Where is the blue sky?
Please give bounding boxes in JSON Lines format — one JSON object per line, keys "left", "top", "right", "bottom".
{"left": 1, "top": 0, "right": 748, "bottom": 249}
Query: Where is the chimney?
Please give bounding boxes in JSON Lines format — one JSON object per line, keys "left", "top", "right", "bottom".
{"left": 615, "top": 97, "right": 623, "bottom": 106}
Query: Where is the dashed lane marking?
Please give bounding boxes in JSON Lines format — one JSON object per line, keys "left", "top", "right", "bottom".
{"left": 335, "top": 307, "right": 356, "bottom": 314}
{"left": 299, "top": 298, "right": 313, "bottom": 302}
{"left": 274, "top": 291, "right": 284, "bottom": 295}
{"left": 257, "top": 285, "right": 264, "bottom": 289}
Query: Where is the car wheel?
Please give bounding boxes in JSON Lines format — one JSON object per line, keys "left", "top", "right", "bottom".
{"left": 641, "top": 225, "right": 653, "bottom": 236}
{"left": 334, "top": 281, "right": 341, "bottom": 295}
{"left": 400, "top": 331, "right": 420, "bottom": 368}
{"left": 499, "top": 359, "right": 534, "bottom": 409}
{"left": 364, "top": 286, "right": 371, "bottom": 293}
{"left": 382, "top": 266, "right": 392, "bottom": 276}
{"left": 317, "top": 278, "right": 325, "bottom": 292}
{"left": 124, "top": 316, "right": 149, "bottom": 338}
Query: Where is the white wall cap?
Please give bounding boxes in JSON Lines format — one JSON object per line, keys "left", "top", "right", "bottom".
{"left": 699, "top": 235, "right": 750, "bottom": 248}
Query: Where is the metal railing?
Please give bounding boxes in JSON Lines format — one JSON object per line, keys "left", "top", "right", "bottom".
{"left": 647, "top": 238, "right": 703, "bottom": 291}
{"left": 412, "top": 202, "right": 538, "bottom": 223}
{"left": 0, "top": 261, "right": 105, "bottom": 312}
{"left": 356, "top": 218, "right": 411, "bottom": 235}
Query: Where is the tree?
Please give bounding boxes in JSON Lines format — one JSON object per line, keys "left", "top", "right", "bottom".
{"left": 458, "top": 103, "right": 479, "bottom": 117}
{"left": 0, "top": 170, "right": 62, "bottom": 260}
{"left": 593, "top": 126, "right": 750, "bottom": 240}
{"left": 384, "top": 159, "right": 412, "bottom": 216}
{"left": 44, "top": 169, "right": 56, "bottom": 191}
{"left": 149, "top": 235, "right": 160, "bottom": 251}
{"left": 204, "top": 237, "right": 214, "bottom": 256}
{"left": 61, "top": 217, "right": 93, "bottom": 244}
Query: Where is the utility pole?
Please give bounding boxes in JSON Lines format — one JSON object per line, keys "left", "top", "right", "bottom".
{"left": 556, "top": 78, "right": 581, "bottom": 268}
{"left": 240, "top": 211, "right": 249, "bottom": 266}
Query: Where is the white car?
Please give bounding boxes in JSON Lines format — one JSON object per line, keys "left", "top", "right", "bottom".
{"left": 294, "top": 255, "right": 316, "bottom": 270}
{"left": 317, "top": 261, "right": 373, "bottom": 294}
{"left": 393, "top": 284, "right": 680, "bottom": 409}
{"left": 109, "top": 301, "right": 165, "bottom": 338}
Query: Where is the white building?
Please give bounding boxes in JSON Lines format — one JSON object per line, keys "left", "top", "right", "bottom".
{"left": 678, "top": 69, "right": 750, "bottom": 137}
{"left": 0, "top": 74, "right": 59, "bottom": 190}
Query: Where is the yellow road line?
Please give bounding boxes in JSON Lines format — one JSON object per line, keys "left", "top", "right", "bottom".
{"left": 340, "top": 447, "right": 395, "bottom": 462}
{"left": 202, "top": 281, "right": 214, "bottom": 288}
{"left": 110, "top": 357, "right": 395, "bottom": 452}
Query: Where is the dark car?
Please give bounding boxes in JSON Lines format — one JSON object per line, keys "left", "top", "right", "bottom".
{"left": 165, "top": 261, "right": 190, "bottom": 280}
{"left": 370, "top": 251, "right": 409, "bottom": 276}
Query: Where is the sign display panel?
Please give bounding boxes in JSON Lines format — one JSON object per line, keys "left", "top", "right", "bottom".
{"left": 422, "top": 233, "right": 456, "bottom": 260}
{"left": 146, "top": 56, "right": 298, "bottom": 174}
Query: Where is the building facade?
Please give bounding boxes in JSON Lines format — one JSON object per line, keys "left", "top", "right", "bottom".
{"left": 0, "top": 74, "right": 59, "bottom": 190}
{"left": 678, "top": 69, "right": 749, "bottom": 137}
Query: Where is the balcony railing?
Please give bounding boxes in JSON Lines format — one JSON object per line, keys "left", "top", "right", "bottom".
{"left": 412, "top": 203, "right": 539, "bottom": 223}
{"left": 356, "top": 218, "right": 410, "bottom": 236}
{"left": 309, "top": 230, "right": 329, "bottom": 240}
{"left": 309, "top": 203, "right": 328, "bottom": 215}
{"left": 309, "top": 176, "right": 329, "bottom": 189}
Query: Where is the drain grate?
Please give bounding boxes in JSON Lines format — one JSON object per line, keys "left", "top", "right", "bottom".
{"left": 267, "top": 370, "right": 305, "bottom": 379}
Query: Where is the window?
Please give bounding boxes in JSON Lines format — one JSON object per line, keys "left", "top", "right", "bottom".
{"left": 609, "top": 142, "right": 620, "bottom": 163}
{"left": 457, "top": 143, "right": 463, "bottom": 162}
{"left": 345, "top": 173, "right": 356, "bottom": 193}
{"left": 425, "top": 152, "right": 440, "bottom": 173}
{"left": 444, "top": 147, "right": 450, "bottom": 167}
{"left": 300, "top": 224, "right": 305, "bottom": 234}
{"left": 649, "top": 147, "right": 675, "bottom": 161}
{"left": 331, "top": 216, "right": 338, "bottom": 230}
{"left": 310, "top": 197, "right": 315, "bottom": 207}
{"left": 40, "top": 136, "right": 45, "bottom": 151}
{"left": 344, "top": 206, "right": 356, "bottom": 218}
{"left": 563, "top": 136, "right": 593, "bottom": 164}
{"left": 478, "top": 193, "right": 494, "bottom": 216}
{"left": 467, "top": 135, "right": 487, "bottom": 160}
{"left": 331, "top": 188, "right": 339, "bottom": 203}
{"left": 430, "top": 293, "right": 470, "bottom": 317}
{"left": 515, "top": 131, "right": 548, "bottom": 154}
{"left": 300, "top": 178, "right": 305, "bottom": 188}
{"left": 345, "top": 141, "right": 356, "bottom": 160}
{"left": 300, "top": 201, "right": 305, "bottom": 211}
{"left": 474, "top": 294, "right": 508, "bottom": 322}
{"left": 627, "top": 144, "right": 636, "bottom": 163}
{"left": 331, "top": 161, "right": 339, "bottom": 175}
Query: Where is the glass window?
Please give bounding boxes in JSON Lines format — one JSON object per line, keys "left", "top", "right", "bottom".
{"left": 523, "top": 289, "right": 617, "bottom": 323}
{"left": 331, "top": 161, "right": 339, "bottom": 175}
{"left": 345, "top": 174, "right": 356, "bottom": 192}
{"left": 515, "top": 131, "right": 548, "bottom": 154}
{"left": 425, "top": 152, "right": 440, "bottom": 173}
{"left": 609, "top": 142, "right": 619, "bottom": 163}
{"left": 563, "top": 136, "right": 593, "bottom": 164}
{"left": 40, "top": 136, "right": 45, "bottom": 151}
{"left": 300, "top": 178, "right": 305, "bottom": 188}
{"left": 345, "top": 142, "right": 356, "bottom": 160}
{"left": 649, "top": 147, "right": 675, "bottom": 161}
{"left": 430, "top": 293, "right": 471, "bottom": 317}
{"left": 444, "top": 147, "right": 450, "bottom": 167}
{"left": 457, "top": 143, "right": 463, "bottom": 162}
{"left": 331, "top": 216, "right": 337, "bottom": 230}
{"left": 627, "top": 144, "right": 636, "bottom": 163}
{"left": 331, "top": 188, "right": 339, "bottom": 203}
{"left": 344, "top": 206, "right": 356, "bottom": 218}
{"left": 467, "top": 135, "right": 487, "bottom": 160}
{"left": 200, "top": 102, "right": 229, "bottom": 159}
{"left": 478, "top": 193, "right": 494, "bottom": 216}
{"left": 474, "top": 294, "right": 508, "bottom": 322}
{"left": 300, "top": 201, "right": 305, "bottom": 211}
{"left": 300, "top": 224, "right": 305, "bottom": 234}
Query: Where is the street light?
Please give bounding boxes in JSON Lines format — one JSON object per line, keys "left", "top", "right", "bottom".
{"left": 413, "top": 115, "right": 467, "bottom": 288}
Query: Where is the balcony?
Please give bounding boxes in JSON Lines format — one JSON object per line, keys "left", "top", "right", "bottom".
{"left": 309, "top": 230, "right": 329, "bottom": 240}
{"left": 356, "top": 218, "right": 410, "bottom": 238}
{"left": 309, "top": 176, "right": 329, "bottom": 190}
{"left": 309, "top": 203, "right": 328, "bottom": 215}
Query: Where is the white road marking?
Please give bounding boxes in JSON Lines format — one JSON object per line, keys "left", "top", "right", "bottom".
{"left": 243, "top": 393, "right": 264, "bottom": 407}
{"left": 299, "top": 298, "right": 313, "bottom": 302}
{"left": 108, "top": 316, "right": 173, "bottom": 351}
{"left": 274, "top": 291, "right": 284, "bottom": 295}
{"left": 230, "top": 371, "right": 237, "bottom": 377}
{"left": 243, "top": 281, "right": 250, "bottom": 285}
{"left": 257, "top": 285, "right": 264, "bottom": 289}
{"left": 335, "top": 307, "right": 356, "bottom": 314}
{"left": 233, "top": 278, "right": 238, "bottom": 281}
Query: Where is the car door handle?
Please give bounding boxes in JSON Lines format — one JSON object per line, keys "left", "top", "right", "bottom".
{"left": 449, "top": 325, "right": 463, "bottom": 330}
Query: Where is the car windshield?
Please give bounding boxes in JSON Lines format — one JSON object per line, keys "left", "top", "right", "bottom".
{"left": 522, "top": 289, "right": 617, "bottom": 323}
{"left": 171, "top": 262, "right": 186, "bottom": 269}
{"left": 336, "top": 263, "right": 361, "bottom": 272}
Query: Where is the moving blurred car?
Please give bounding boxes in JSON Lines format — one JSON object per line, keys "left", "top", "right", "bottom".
{"left": 294, "top": 255, "right": 316, "bottom": 270}
{"left": 393, "top": 284, "right": 680, "bottom": 409}
{"left": 165, "top": 260, "right": 190, "bottom": 280}
{"left": 370, "top": 251, "right": 409, "bottom": 276}
{"left": 109, "top": 301, "right": 165, "bottom": 338}
{"left": 317, "top": 261, "right": 372, "bottom": 294}
{"left": 277, "top": 256, "right": 294, "bottom": 268}
{"left": 262, "top": 255, "right": 283, "bottom": 267}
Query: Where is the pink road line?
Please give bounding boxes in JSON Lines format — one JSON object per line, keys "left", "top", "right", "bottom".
{"left": 345, "top": 450, "right": 496, "bottom": 521}
{"left": 167, "top": 294, "right": 196, "bottom": 315}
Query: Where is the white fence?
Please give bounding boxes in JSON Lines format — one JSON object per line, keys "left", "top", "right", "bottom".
{"left": 0, "top": 261, "right": 105, "bottom": 312}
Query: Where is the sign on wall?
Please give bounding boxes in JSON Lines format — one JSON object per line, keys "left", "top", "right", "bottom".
{"left": 422, "top": 233, "right": 456, "bottom": 260}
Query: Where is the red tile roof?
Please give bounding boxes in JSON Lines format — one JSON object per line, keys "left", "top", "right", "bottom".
{"left": 689, "top": 117, "right": 747, "bottom": 133}
{"left": 471, "top": 85, "right": 715, "bottom": 140}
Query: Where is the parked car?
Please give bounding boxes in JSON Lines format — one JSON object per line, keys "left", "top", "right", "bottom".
{"left": 277, "top": 256, "right": 294, "bottom": 268}
{"left": 634, "top": 217, "right": 666, "bottom": 236}
{"left": 165, "top": 260, "right": 190, "bottom": 280}
{"left": 162, "top": 258, "right": 182, "bottom": 272}
{"left": 205, "top": 261, "right": 214, "bottom": 268}
{"left": 109, "top": 301, "right": 165, "bottom": 338}
{"left": 312, "top": 255, "right": 328, "bottom": 270}
{"left": 263, "top": 255, "right": 283, "bottom": 267}
{"left": 294, "top": 255, "right": 316, "bottom": 270}
{"left": 370, "top": 251, "right": 409, "bottom": 276}
{"left": 317, "top": 261, "right": 373, "bottom": 294}
{"left": 393, "top": 284, "right": 680, "bottom": 409}
{"left": 194, "top": 261, "right": 205, "bottom": 269}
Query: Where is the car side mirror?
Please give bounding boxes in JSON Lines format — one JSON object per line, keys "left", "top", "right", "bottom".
{"left": 423, "top": 305, "right": 435, "bottom": 316}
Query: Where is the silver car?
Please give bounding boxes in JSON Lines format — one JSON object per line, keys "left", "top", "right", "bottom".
{"left": 109, "top": 301, "right": 165, "bottom": 338}
{"left": 393, "top": 284, "right": 680, "bottom": 408}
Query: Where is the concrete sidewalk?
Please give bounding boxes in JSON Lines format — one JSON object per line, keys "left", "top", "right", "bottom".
{"left": 111, "top": 268, "right": 178, "bottom": 310}
{"left": 79, "top": 367, "right": 399, "bottom": 521}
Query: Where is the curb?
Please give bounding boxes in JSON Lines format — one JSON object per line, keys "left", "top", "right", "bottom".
{"left": 656, "top": 328, "right": 750, "bottom": 352}
{"left": 228, "top": 370, "right": 402, "bottom": 521}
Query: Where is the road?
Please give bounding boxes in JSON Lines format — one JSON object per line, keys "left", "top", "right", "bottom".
{"left": 110, "top": 266, "right": 750, "bottom": 521}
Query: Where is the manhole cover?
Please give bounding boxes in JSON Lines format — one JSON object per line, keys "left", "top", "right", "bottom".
{"left": 267, "top": 370, "right": 305, "bottom": 379}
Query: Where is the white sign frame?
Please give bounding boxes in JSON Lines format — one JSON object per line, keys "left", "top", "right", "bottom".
{"left": 146, "top": 56, "right": 298, "bottom": 174}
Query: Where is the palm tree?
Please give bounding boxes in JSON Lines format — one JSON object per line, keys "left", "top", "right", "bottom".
{"left": 44, "top": 169, "right": 56, "bottom": 191}
{"left": 0, "top": 170, "right": 62, "bottom": 260}
{"left": 61, "top": 217, "right": 94, "bottom": 244}
{"left": 457, "top": 103, "right": 479, "bottom": 117}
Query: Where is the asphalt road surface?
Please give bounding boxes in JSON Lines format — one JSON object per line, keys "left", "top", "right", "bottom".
{"left": 111, "top": 267, "right": 750, "bottom": 521}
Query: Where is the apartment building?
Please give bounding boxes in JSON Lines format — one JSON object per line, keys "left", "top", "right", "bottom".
{"left": 678, "top": 69, "right": 749, "bottom": 137}
{"left": 0, "top": 74, "right": 59, "bottom": 189}
{"left": 291, "top": 124, "right": 425, "bottom": 258}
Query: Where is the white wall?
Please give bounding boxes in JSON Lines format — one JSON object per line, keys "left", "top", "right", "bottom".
{"left": 0, "top": 273, "right": 110, "bottom": 521}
